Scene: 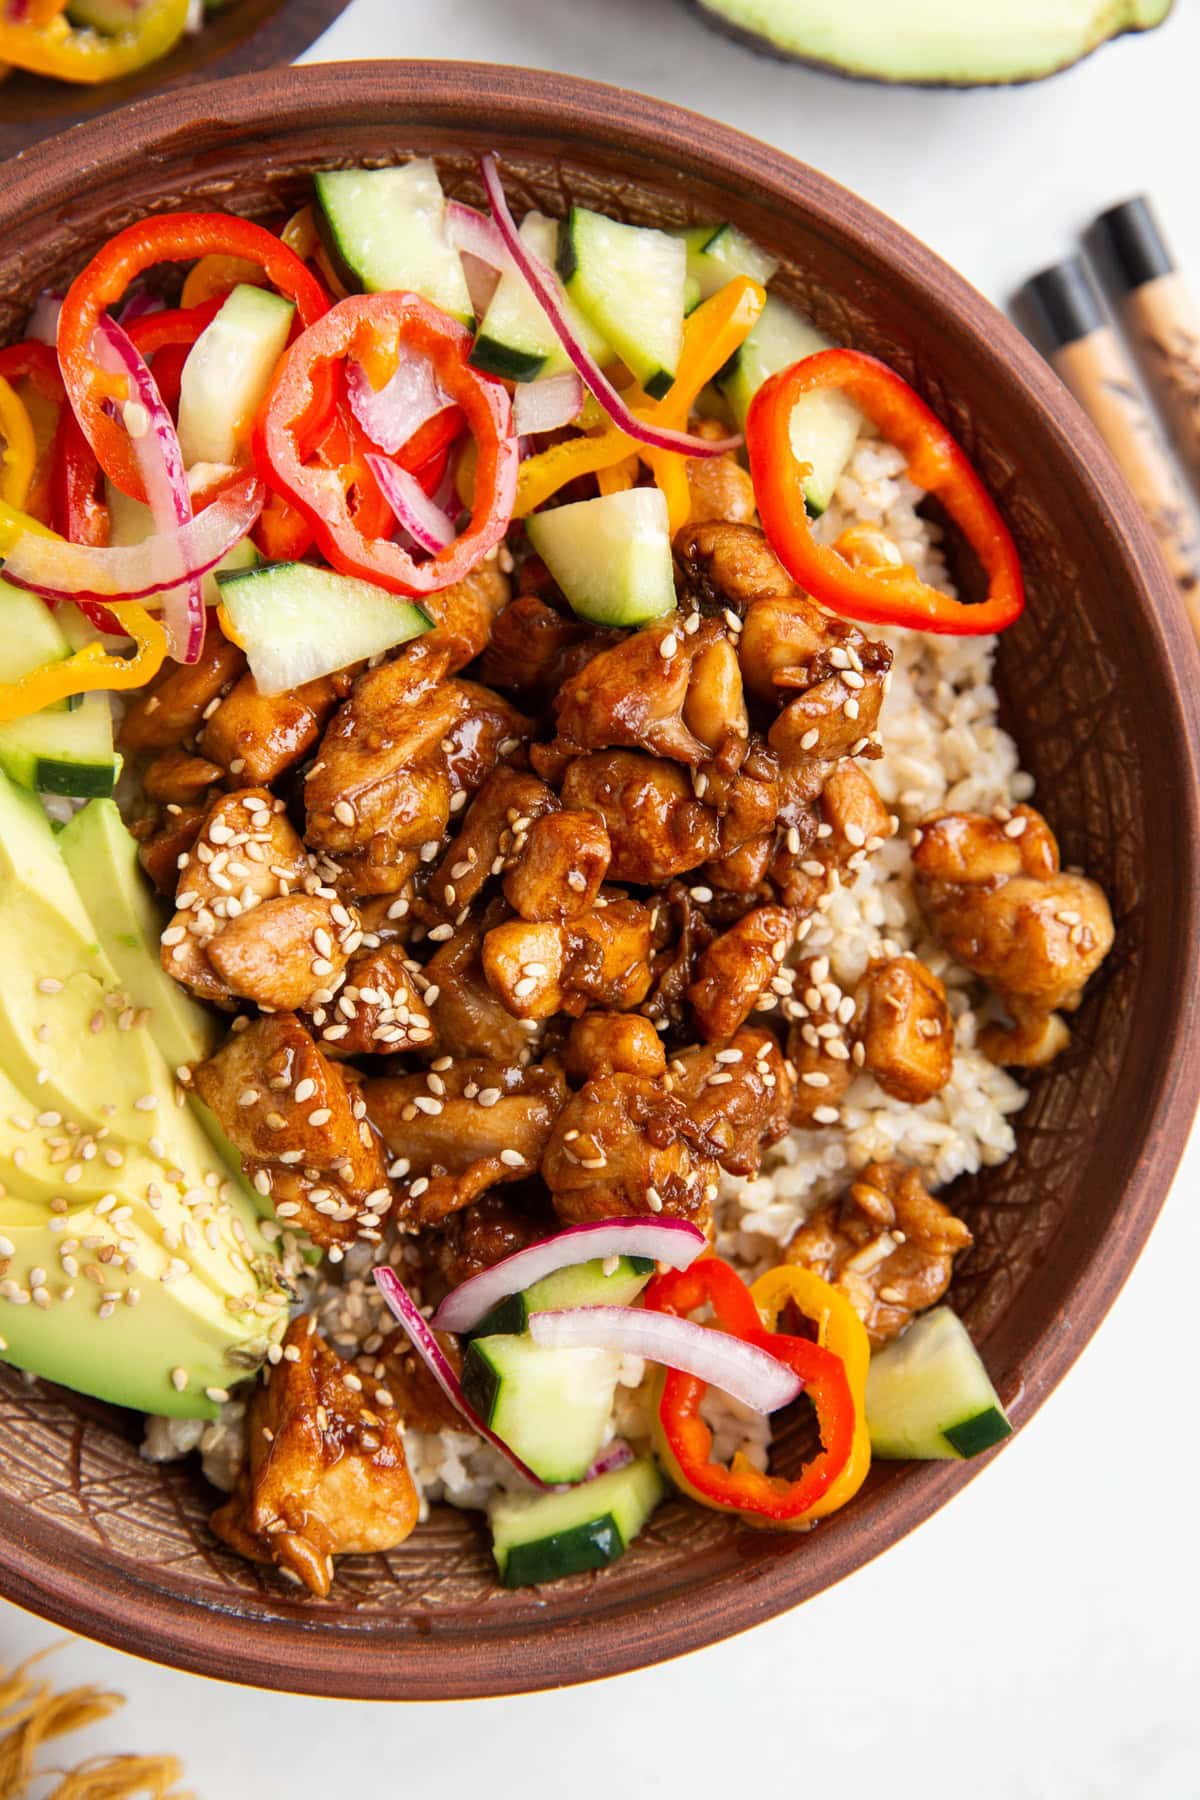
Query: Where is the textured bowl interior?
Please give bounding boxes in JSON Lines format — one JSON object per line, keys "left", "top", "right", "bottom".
{"left": 0, "top": 0, "right": 351, "bottom": 160}
{"left": 0, "top": 63, "right": 1197, "bottom": 1700}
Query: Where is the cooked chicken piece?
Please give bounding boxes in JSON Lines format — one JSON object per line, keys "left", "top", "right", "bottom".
{"left": 543, "top": 1072, "right": 718, "bottom": 1232}
{"left": 561, "top": 750, "right": 720, "bottom": 884}
{"left": 370, "top": 1324, "right": 466, "bottom": 1434}
{"left": 772, "top": 761, "right": 893, "bottom": 913}
{"left": 699, "top": 739, "right": 781, "bottom": 857}
{"left": 503, "top": 808, "right": 611, "bottom": 922}
{"left": 552, "top": 616, "right": 735, "bottom": 766}
{"left": 764, "top": 614, "right": 893, "bottom": 764}
{"left": 118, "top": 633, "right": 245, "bottom": 754}
{"left": 205, "top": 892, "right": 358, "bottom": 1013}
{"left": 673, "top": 520, "right": 795, "bottom": 613}
{"left": 364, "top": 1059, "right": 566, "bottom": 1224}
{"left": 211, "top": 1318, "right": 419, "bottom": 1597}
{"left": 355, "top": 891, "right": 419, "bottom": 949}
{"left": 912, "top": 805, "right": 1114, "bottom": 1067}
{"left": 161, "top": 789, "right": 315, "bottom": 1007}
{"left": 479, "top": 592, "right": 598, "bottom": 700}
{"left": 133, "top": 801, "right": 205, "bottom": 894}
{"left": 643, "top": 884, "right": 717, "bottom": 1032}
{"left": 787, "top": 953, "right": 857, "bottom": 1126}
{"left": 564, "top": 1010, "right": 667, "bottom": 1082}
{"left": 418, "top": 561, "right": 510, "bottom": 673}
{"left": 681, "top": 634, "right": 749, "bottom": 760}
{"left": 671, "top": 1028, "right": 793, "bottom": 1175}
{"left": 785, "top": 1160, "right": 972, "bottom": 1346}
{"left": 855, "top": 955, "right": 954, "bottom": 1104}
{"left": 337, "top": 844, "right": 422, "bottom": 899}
{"left": 687, "top": 904, "right": 793, "bottom": 1041}
{"left": 423, "top": 925, "right": 540, "bottom": 1063}
{"left": 427, "top": 769, "right": 557, "bottom": 922}
{"left": 442, "top": 680, "right": 533, "bottom": 800}
{"left": 482, "top": 894, "right": 653, "bottom": 1020}
{"left": 310, "top": 942, "right": 436, "bottom": 1057}
{"left": 193, "top": 1014, "right": 391, "bottom": 1249}
{"left": 415, "top": 1190, "right": 553, "bottom": 1301}
{"left": 140, "top": 747, "right": 224, "bottom": 805}
{"left": 199, "top": 672, "right": 345, "bottom": 786}
{"left": 684, "top": 420, "right": 757, "bottom": 526}
{"left": 305, "top": 644, "right": 468, "bottom": 858}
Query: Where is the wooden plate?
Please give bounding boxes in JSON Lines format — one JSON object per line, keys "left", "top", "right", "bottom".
{"left": 0, "top": 0, "right": 352, "bottom": 161}
{"left": 0, "top": 61, "right": 1197, "bottom": 1700}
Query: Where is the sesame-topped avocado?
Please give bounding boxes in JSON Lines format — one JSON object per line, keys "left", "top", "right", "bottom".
{"left": 0, "top": 771, "right": 288, "bottom": 1418}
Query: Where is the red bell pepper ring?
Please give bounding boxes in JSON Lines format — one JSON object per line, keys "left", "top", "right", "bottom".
{"left": 57, "top": 213, "right": 329, "bottom": 504}
{"left": 746, "top": 348, "right": 1025, "bottom": 637}
{"left": 644, "top": 1255, "right": 856, "bottom": 1527}
{"left": 254, "top": 292, "right": 516, "bottom": 599}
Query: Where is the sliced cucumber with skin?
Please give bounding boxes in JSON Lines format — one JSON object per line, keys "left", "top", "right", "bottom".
{"left": 471, "top": 1255, "right": 656, "bottom": 1338}
{"left": 718, "top": 294, "right": 861, "bottom": 514}
{"left": 0, "top": 694, "right": 120, "bottom": 799}
{"left": 462, "top": 1334, "right": 621, "bottom": 1484}
{"left": 313, "top": 161, "right": 474, "bottom": 326}
{"left": 0, "top": 581, "right": 72, "bottom": 711}
{"left": 177, "top": 285, "right": 295, "bottom": 469}
{"left": 866, "top": 1305, "right": 1013, "bottom": 1460}
{"left": 490, "top": 1457, "right": 665, "bottom": 1588}
{"left": 559, "top": 206, "right": 687, "bottom": 399}
{"left": 216, "top": 560, "right": 431, "bottom": 695}
{"left": 472, "top": 212, "right": 612, "bottom": 383}
{"left": 678, "top": 222, "right": 778, "bottom": 302}
{"left": 526, "top": 487, "right": 677, "bottom": 627}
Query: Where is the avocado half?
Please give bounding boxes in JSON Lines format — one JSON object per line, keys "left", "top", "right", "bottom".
{"left": 690, "top": 0, "right": 1173, "bottom": 87}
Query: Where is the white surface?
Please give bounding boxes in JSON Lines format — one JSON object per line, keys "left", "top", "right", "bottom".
{"left": 5, "top": 5, "right": 1200, "bottom": 1794}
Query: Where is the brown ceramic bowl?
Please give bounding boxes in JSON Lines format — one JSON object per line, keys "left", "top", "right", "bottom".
{"left": 0, "top": 0, "right": 351, "bottom": 161}
{"left": 0, "top": 61, "right": 1197, "bottom": 1701}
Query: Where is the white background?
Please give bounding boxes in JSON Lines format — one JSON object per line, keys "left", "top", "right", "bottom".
{"left": 5, "top": 4, "right": 1200, "bottom": 1794}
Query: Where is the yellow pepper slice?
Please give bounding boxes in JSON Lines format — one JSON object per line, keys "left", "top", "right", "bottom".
{"left": 0, "top": 599, "right": 166, "bottom": 723}
{"left": 752, "top": 1264, "right": 872, "bottom": 1523}
{"left": 514, "top": 275, "right": 764, "bottom": 529}
{"left": 181, "top": 255, "right": 267, "bottom": 309}
{"left": 0, "top": 375, "right": 37, "bottom": 512}
{"left": 0, "top": 0, "right": 188, "bottom": 84}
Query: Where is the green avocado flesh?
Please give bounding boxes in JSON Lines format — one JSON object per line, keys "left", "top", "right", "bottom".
{"left": 0, "top": 773, "right": 286, "bottom": 1419}
{"left": 694, "top": 0, "right": 1172, "bottom": 84}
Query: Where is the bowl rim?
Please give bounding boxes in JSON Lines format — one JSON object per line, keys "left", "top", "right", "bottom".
{"left": 1, "top": 57, "right": 1199, "bottom": 1701}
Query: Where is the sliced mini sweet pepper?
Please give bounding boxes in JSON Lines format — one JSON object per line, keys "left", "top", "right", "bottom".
{"left": 746, "top": 347, "right": 1025, "bottom": 635}
{"left": 253, "top": 291, "right": 517, "bottom": 598}
{"left": 0, "top": 596, "right": 166, "bottom": 722}
{"left": 751, "top": 1265, "right": 871, "bottom": 1523}
{"left": 0, "top": 0, "right": 188, "bottom": 84}
{"left": 644, "top": 1255, "right": 856, "bottom": 1529}
{"left": 514, "top": 274, "right": 764, "bottom": 527}
{"left": 0, "top": 374, "right": 37, "bottom": 511}
{"left": 57, "top": 213, "right": 328, "bottom": 502}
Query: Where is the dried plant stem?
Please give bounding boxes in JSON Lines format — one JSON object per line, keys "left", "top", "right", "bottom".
{"left": 0, "top": 1648, "right": 191, "bottom": 1799}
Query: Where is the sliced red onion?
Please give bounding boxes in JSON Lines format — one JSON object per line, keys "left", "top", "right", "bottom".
{"left": 446, "top": 201, "right": 517, "bottom": 277}
{"left": 373, "top": 1266, "right": 548, "bottom": 1489}
{"left": 479, "top": 154, "right": 738, "bottom": 461}
{"left": 528, "top": 1307, "right": 803, "bottom": 1413}
{"left": 345, "top": 351, "right": 452, "bottom": 458}
{"left": 586, "top": 1439, "right": 635, "bottom": 1481}
{"left": 431, "top": 1216, "right": 706, "bottom": 1335}
{"left": 513, "top": 371, "right": 584, "bottom": 437}
{"left": 1, "top": 473, "right": 263, "bottom": 607}
{"left": 116, "top": 290, "right": 165, "bottom": 327}
{"left": 366, "top": 453, "right": 456, "bottom": 554}
{"left": 26, "top": 291, "right": 62, "bottom": 347}
{"left": 92, "top": 314, "right": 204, "bottom": 661}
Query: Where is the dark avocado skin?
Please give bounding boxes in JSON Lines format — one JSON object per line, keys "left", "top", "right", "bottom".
{"left": 686, "top": 0, "right": 1174, "bottom": 89}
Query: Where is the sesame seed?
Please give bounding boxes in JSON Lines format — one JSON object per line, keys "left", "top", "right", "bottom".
{"left": 800, "top": 729, "right": 820, "bottom": 751}
{"left": 171, "top": 1367, "right": 189, "bottom": 1392}
{"left": 477, "top": 1088, "right": 501, "bottom": 1108}
{"left": 715, "top": 1048, "right": 743, "bottom": 1063}
{"left": 133, "top": 1094, "right": 157, "bottom": 1113}
{"left": 307, "top": 1108, "right": 333, "bottom": 1127}
{"left": 813, "top": 1105, "right": 840, "bottom": 1125}
{"left": 659, "top": 632, "right": 678, "bottom": 659}
{"left": 412, "top": 1095, "right": 443, "bottom": 1116}
{"left": 843, "top": 698, "right": 860, "bottom": 720}
{"left": 646, "top": 1188, "right": 663, "bottom": 1214}
{"left": 689, "top": 886, "right": 714, "bottom": 903}
{"left": 499, "top": 1149, "right": 524, "bottom": 1168}
{"left": 707, "top": 1071, "right": 734, "bottom": 1086}
{"left": 409, "top": 1177, "right": 430, "bottom": 1199}
{"left": 205, "top": 1386, "right": 231, "bottom": 1404}
{"left": 513, "top": 976, "right": 537, "bottom": 999}
{"left": 333, "top": 800, "right": 357, "bottom": 827}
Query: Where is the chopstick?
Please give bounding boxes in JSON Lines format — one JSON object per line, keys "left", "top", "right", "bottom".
{"left": 1021, "top": 254, "right": 1200, "bottom": 629}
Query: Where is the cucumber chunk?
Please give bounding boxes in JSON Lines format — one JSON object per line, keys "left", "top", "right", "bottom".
{"left": 215, "top": 561, "right": 431, "bottom": 695}
{"left": 866, "top": 1305, "right": 1013, "bottom": 1460}
{"left": 679, "top": 222, "right": 778, "bottom": 301}
{"left": 177, "top": 285, "right": 295, "bottom": 469}
{"left": 0, "top": 581, "right": 72, "bottom": 710}
{"left": 472, "top": 1255, "right": 656, "bottom": 1337}
{"left": 472, "top": 212, "right": 612, "bottom": 383}
{"left": 0, "top": 694, "right": 120, "bottom": 799}
{"left": 559, "top": 207, "right": 686, "bottom": 398}
{"left": 525, "top": 487, "right": 676, "bottom": 627}
{"left": 490, "top": 1457, "right": 665, "bottom": 1587}
{"left": 717, "top": 294, "right": 860, "bottom": 514}
{"left": 462, "top": 1334, "right": 621, "bottom": 1484}
{"left": 313, "top": 161, "right": 474, "bottom": 326}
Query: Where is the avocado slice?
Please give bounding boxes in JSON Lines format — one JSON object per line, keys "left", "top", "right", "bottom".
{"left": 0, "top": 770, "right": 287, "bottom": 1417}
{"left": 691, "top": 0, "right": 1173, "bottom": 86}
